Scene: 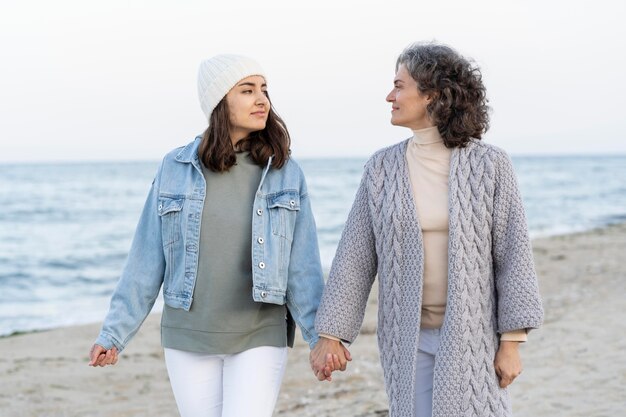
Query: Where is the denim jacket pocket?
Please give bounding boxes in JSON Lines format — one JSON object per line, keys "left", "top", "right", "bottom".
{"left": 268, "top": 190, "right": 300, "bottom": 240}
{"left": 157, "top": 195, "right": 184, "bottom": 247}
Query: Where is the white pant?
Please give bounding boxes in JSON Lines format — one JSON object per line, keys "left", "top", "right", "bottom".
{"left": 415, "top": 327, "right": 441, "bottom": 417}
{"left": 164, "top": 346, "right": 288, "bottom": 417}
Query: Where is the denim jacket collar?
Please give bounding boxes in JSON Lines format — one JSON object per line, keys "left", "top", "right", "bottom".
{"left": 175, "top": 136, "right": 202, "bottom": 164}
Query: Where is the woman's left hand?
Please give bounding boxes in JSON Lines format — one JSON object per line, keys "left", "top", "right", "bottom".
{"left": 494, "top": 341, "right": 522, "bottom": 388}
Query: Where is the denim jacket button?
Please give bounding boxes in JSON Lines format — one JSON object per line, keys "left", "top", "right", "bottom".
{"left": 256, "top": 208, "right": 263, "bottom": 216}
{"left": 259, "top": 262, "right": 266, "bottom": 269}
{"left": 290, "top": 200, "right": 295, "bottom": 206}
{"left": 261, "top": 291, "right": 267, "bottom": 298}
{"left": 258, "top": 237, "right": 264, "bottom": 244}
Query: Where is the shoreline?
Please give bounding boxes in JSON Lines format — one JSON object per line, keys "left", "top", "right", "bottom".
{"left": 2, "top": 219, "right": 624, "bottom": 340}
{"left": 1, "top": 222, "right": 625, "bottom": 416}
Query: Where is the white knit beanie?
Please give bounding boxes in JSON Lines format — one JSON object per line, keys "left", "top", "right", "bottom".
{"left": 197, "top": 54, "right": 266, "bottom": 120}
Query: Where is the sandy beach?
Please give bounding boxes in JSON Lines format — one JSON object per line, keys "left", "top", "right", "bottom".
{"left": 1, "top": 223, "right": 625, "bottom": 416}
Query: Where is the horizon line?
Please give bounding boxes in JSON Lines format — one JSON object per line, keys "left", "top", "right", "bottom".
{"left": 2, "top": 151, "right": 626, "bottom": 166}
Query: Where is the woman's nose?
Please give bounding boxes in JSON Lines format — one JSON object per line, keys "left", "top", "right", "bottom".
{"left": 386, "top": 90, "right": 395, "bottom": 102}
{"left": 256, "top": 93, "right": 269, "bottom": 106}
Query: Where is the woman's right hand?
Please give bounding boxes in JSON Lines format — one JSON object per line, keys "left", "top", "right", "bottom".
{"left": 88, "top": 344, "right": 119, "bottom": 367}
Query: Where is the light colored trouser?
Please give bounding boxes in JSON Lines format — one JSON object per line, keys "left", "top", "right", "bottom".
{"left": 164, "top": 346, "right": 288, "bottom": 417}
{"left": 415, "top": 327, "right": 441, "bottom": 417}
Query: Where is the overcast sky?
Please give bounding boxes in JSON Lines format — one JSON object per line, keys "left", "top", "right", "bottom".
{"left": 1, "top": 0, "right": 625, "bottom": 163}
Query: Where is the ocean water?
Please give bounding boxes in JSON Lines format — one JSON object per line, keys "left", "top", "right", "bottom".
{"left": 1, "top": 155, "right": 625, "bottom": 337}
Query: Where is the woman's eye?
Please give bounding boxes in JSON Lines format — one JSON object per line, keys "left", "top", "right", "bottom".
{"left": 243, "top": 90, "right": 252, "bottom": 94}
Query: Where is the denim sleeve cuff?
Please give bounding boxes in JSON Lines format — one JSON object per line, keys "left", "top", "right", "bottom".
{"left": 94, "top": 333, "right": 124, "bottom": 352}
{"left": 307, "top": 334, "right": 320, "bottom": 350}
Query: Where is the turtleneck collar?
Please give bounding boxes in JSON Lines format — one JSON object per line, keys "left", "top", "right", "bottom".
{"left": 411, "top": 126, "right": 443, "bottom": 145}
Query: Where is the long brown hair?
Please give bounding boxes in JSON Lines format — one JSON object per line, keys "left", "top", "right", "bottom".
{"left": 198, "top": 94, "right": 291, "bottom": 172}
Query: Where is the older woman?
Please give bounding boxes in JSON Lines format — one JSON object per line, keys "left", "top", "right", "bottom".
{"left": 311, "top": 42, "right": 544, "bottom": 417}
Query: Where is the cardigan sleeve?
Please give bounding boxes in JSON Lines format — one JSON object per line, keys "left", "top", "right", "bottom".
{"left": 315, "top": 163, "right": 378, "bottom": 343}
{"left": 491, "top": 149, "right": 544, "bottom": 333}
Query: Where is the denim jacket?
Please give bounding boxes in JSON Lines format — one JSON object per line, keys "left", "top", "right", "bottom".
{"left": 95, "top": 137, "right": 324, "bottom": 351}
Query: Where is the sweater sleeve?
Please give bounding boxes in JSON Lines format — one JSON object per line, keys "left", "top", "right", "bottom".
{"left": 491, "top": 149, "right": 544, "bottom": 333}
{"left": 315, "top": 164, "right": 378, "bottom": 343}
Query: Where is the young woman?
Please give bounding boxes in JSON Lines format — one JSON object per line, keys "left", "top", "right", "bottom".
{"left": 89, "top": 54, "right": 324, "bottom": 417}
{"left": 311, "top": 42, "right": 544, "bottom": 416}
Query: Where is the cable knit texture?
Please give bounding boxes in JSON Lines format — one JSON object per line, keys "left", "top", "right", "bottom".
{"left": 315, "top": 139, "right": 544, "bottom": 417}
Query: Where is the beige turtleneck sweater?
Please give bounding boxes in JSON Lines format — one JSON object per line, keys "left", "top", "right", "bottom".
{"left": 406, "top": 126, "right": 527, "bottom": 342}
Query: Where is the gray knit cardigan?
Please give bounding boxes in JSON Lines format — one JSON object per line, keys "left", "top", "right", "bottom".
{"left": 315, "top": 139, "right": 544, "bottom": 417}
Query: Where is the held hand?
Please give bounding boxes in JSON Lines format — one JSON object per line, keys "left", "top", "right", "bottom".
{"left": 309, "top": 337, "right": 352, "bottom": 382}
{"left": 494, "top": 341, "right": 522, "bottom": 388}
{"left": 88, "top": 344, "right": 119, "bottom": 367}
